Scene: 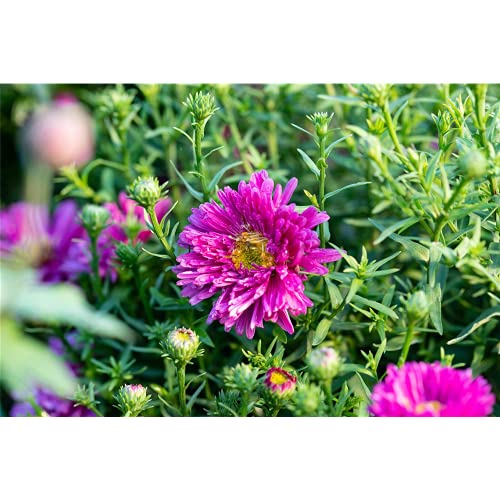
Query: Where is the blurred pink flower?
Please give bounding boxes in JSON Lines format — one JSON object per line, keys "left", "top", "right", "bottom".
{"left": 95, "top": 192, "right": 171, "bottom": 279}
{"left": 25, "top": 93, "right": 95, "bottom": 170}
{"left": 0, "top": 200, "right": 89, "bottom": 283}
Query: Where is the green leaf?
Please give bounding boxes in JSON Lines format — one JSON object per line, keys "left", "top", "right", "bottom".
{"left": 351, "top": 295, "right": 399, "bottom": 320}
{"left": 170, "top": 161, "right": 203, "bottom": 202}
{"left": 324, "top": 277, "right": 343, "bottom": 309}
{"left": 1, "top": 267, "right": 135, "bottom": 342}
{"left": 297, "top": 148, "right": 320, "bottom": 177}
{"left": 324, "top": 135, "right": 352, "bottom": 157}
{"left": 425, "top": 284, "right": 443, "bottom": 335}
{"left": 0, "top": 317, "right": 76, "bottom": 397}
{"left": 208, "top": 161, "right": 243, "bottom": 192}
{"left": 372, "top": 216, "right": 419, "bottom": 245}
{"left": 196, "top": 329, "right": 215, "bottom": 348}
{"left": 323, "top": 181, "right": 371, "bottom": 202}
{"left": 424, "top": 150, "right": 442, "bottom": 191}
{"left": 312, "top": 318, "right": 332, "bottom": 346}
{"left": 370, "top": 219, "right": 430, "bottom": 262}
{"left": 448, "top": 307, "right": 500, "bottom": 345}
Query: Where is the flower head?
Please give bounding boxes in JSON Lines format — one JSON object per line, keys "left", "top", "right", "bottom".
{"left": 0, "top": 201, "right": 89, "bottom": 283}
{"left": 307, "top": 346, "right": 341, "bottom": 381}
{"left": 369, "top": 362, "right": 495, "bottom": 417}
{"left": 292, "top": 383, "right": 324, "bottom": 416}
{"left": 264, "top": 367, "right": 297, "bottom": 398}
{"left": 162, "top": 327, "right": 201, "bottom": 364}
{"left": 10, "top": 387, "right": 96, "bottom": 417}
{"left": 174, "top": 170, "right": 343, "bottom": 338}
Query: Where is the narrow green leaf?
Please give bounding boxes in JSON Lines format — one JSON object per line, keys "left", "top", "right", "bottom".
{"left": 448, "top": 307, "right": 500, "bottom": 345}
{"left": 352, "top": 295, "right": 399, "bottom": 320}
{"left": 373, "top": 217, "right": 419, "bottom": 245}
{"left": 297, "top": 148, "right": 320, "bottom": 177}
{"left": 312, "top": 318, "right": 332, "bottom": 346}
{"left": 208, "top": 161, "right": 243, "bottom": 192}
{"left": 324, "top": 134, "right": 352, "bottom": 157}
{"left": 170, "top": 161, "right": 203, "bottom": 202}
{"left": 323, "top": 181, "right": 371, "bottom": 202}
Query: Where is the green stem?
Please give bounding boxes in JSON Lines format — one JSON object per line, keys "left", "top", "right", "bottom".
{"left": 177, "top": 363, "right": 188, "bottom": 416}
{"left": 432, "top": 177, "right": 469, "bottom": 241}
{"left": 146, "top": 207, "right": 176, "bottom": 263}
{"left": 239, "top": 392, "right": 249, "bottom": 417}
{"left": 398, "top": 320, "right": 415, "bottom": 367}
{"left": 323, "top": 380, "right": 334, "bottom": 416}
{"left": 475, "top": 84, "right": 489, "bottom": 153}
{"left": 133, "top": 264, "right": 154, "bottom": 324}
{"left": 90, "top": 235, "right": 103, "bottom": 304}
{"left": 382, "top": 100, "right": 404, "bottom": 157}
{"left": 318, "top": 136, "right": 328, "bottom": 248}
{"left": 194, "top": 123, "right": 210, "bottom": 201}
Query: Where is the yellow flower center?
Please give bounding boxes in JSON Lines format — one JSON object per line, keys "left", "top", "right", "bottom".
{"left": 415, "top": 400, "right": 442, "bottom": 415}
{"left": 269, "top": 370, "right": 289, "bottom": 386}
{"left": 230, "top": 231, "right": 274, "bottom": 270}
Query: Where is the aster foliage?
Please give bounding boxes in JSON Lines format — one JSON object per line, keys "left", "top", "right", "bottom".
{"left": 0, "top": 83, "right": 498, "bottom": 417}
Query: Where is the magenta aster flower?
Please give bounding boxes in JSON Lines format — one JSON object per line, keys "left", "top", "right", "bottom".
{"left": 93, "top": 192, "right": 171, "bottom": 279}
{"left": 10, "top": 388, "right": 96, "bottom": 417}
{"left": 264, "top": 367, "right": 297, "bottom": 397}
{"left": 174, "top": 170, "right": 343, "bottom": 338}
{"left": 369, "top": 362, "right": 495, "bottom": 417}
{"left": 0, "top": 201, "right": 89, "bottom": 283}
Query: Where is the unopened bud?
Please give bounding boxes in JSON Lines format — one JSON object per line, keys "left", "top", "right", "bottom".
{"left": 128, "top": 176, "right": 163, "bottom": 210}
{"left": 406, "top": 290, "right": 429, "bottom": 321}
{"left": 115, "top": 242, "right": 140, "bottom": 267}
{"left": 459, "top": 150, "right": 488, "bottom": 179}
{"left": 307, "top": 347, "right": 341, "bottom": 381}
{"left": 224, "top": 363, "right": 259, "bottom": 393}
{"left": 292, "top": 383, "right": 323, "bottom": 416}
{"left": 81, "top": 204, "right": 110, "bottom": 238}
{"left": 162, "top": 327, "right": 202, "bottom": 364}
{"left": 114, "top": 384, "right": 152, "bottom": 417}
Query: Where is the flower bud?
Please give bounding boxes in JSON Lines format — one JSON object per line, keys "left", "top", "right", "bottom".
{"left": 264, "top": 367, "right": 297, "bottom": 399}
{"left": 406, "top": 290, "right": 430, "bottom": 321}
{"left": 183, "top": 91, "right": 218, "bottom": 124}
{"left": 224, "top": 363, "right": 259, "bottom": 393}
{"left": 80, "top": 204, "right": 110, "bottom": 238}
{"left": 115, "top": 242, "right": 140, "bottom": 267}
{"left": 307, "top": 347, "right": 341, "bottom": 381}
{"left": 162, "top": 327, "right": 201, "bottom": 365}
{"left": 114, "top": 384, "right": 152, "bottom": 417}
{"left": 292, "top": 383, "right": 323, "bottom": 416}
{"left": 128, "top": 176, "right": 163, "bottom": 210}
{"left": 306, "top": 111, "right": 333, "bottom": 139}
{"left": 459, "top": 150, "right": 488, "bottom": 179}
{"left": 25, "top": 94, "right": 95, "bottom": 170}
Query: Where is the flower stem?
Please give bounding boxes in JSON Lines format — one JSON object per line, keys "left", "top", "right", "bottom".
{"left": 432, "top": 177, "right": 469, "bottom": 242}
{"left": 146, "top": 207, "right": 176, "bottom": 263}
{"left": 239, "top": 392, "right": 249, "bottom": 417}
{"left": 382, "top": 100, "right": 404, "bottom": 157}
{"left": 398, "top": 320, "right": 415, "bottom": 367}
{"left": 194, "top": 123, "right": 210, "bottom": 201}
{"left": 90, "top": 235, "right": 103, "bottom": 304}
{"left": 133, "top": 264, "right": 153, "bottom": 324}
{"left": 323, "top": 380, "right": 334, "bottom": 416}
{"left": 177, "top": 362, "right": 188, "bottom": 416}
{"left": 318, "top": 136, "right": 328, "bottom": 248}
